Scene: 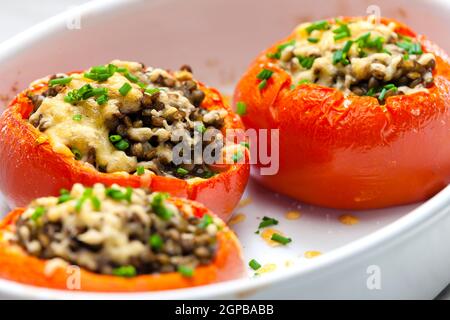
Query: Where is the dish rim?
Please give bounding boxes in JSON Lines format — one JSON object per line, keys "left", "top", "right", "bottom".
{"left": 0, "top": 0, "right": 449, "bottom": 299}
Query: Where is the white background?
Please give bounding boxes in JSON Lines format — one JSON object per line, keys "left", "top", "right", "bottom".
{"left": 0, "top": 0, "right": 448, "bottom": 300}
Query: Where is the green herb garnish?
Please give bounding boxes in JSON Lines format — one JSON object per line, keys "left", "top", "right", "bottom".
{"left": 297, "top": 56, "right": 316, "bottom": 69}
{"left": 256, "top": 69, "right": 273, "bottom": 81}
{"left": 305, "top": 20, "right": 330, "bottom": 34}
{"left": 266, "top": 40, "right": 296, "bottom": 59}
{"left": 199, "top": 214, "right": 213, "bottom": 229}
{"left": 236, "top": 101, "right": 247, "bottom": 115}
{"left": 31, "top": 207, "right": 45, "bottom": 221}
{"left": 114, "top": 139, "right": 129, "bottom": 151}
{"left": 136, "top": 166, "right": 145, "bottom": 175}
{"left": 333, "top": 22, "right": 351, "bottom": 41}
{"left": 178, "top": 265, "right": 194, "bottom": 278}
{"left": 151, "top": 192, "right": 173, "bottom": 220}
{"left": 397, "top": 41, "right": 422, "bottom": 55}
{"left": 258, "top": 216, "right": 279, "bottom": 229}
{"left": 109, "top": 135, "right": 122, "bottom": 143}
{"left": 72, "top": 114, "right": 82, "bottom": 121}
{"left": 112, "top": 265, "right": 137, "bottom": 278}
{"left": 144, "top": 87, "right": 160, "bottom": 95}
{"left": 195, "top": 123, "right": 206, "bottom": 134}
{"left": 307, "top": 37, "right": 319, "bottom": 43}
{"left": 249, "top": 259, "right": 262, "bottom": 271}
{"left": 84, "top": 64, "right": 117, "bottom": 82}
{"left": 149, "top": 234, "right": 164, "bottom": 250}
{"left": 49, "top": 77, "right": 72, "bottom": 86}
{"left": 118, "top": 82, "right": 132, "bottom": 96}
{"left": 176, "top": 167, "right": 189, "bottom": 176}
{"left": 71, "top": 147, "right": 82, "bottom": 160}
{"left": 232, "top": 150, "right": 244, "bottom": 163}
{"left": 271, "top": 233, "right": 292, "bottom": 245}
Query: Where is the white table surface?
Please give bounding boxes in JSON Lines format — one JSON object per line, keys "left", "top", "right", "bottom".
{"left": 0, "top": 0, "right": 448, "bottom": 300}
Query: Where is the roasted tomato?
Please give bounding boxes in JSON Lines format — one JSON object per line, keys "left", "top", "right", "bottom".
{"left": 0, "top": 184, "right": 244, "bottom": 292}
{"left": 234, "top": 16, "right": 450, "bottom": 209}
{"left": 0, "top": 61, "right": 249, "bottom": 220}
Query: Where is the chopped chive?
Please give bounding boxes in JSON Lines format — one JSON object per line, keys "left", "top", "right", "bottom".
{"left": 240, "top": 141, "right": 250, "bottom": 149}
{"left": 366, "top": 87, "right": 377, "bottom": 97}
{"left": 266, "top": 40, "right": 296, "bottom": 60}
{"left": 151, "top": 192, "right": 173, "bottom": 220}
{"left": 114, "top": 139, "right": 129, "bottom": 150}
{"left": 178, "top": 265, "right": 194, "bottom": 278}
{"left": 199, "top": 214, "right": 213, "bottom": 229}
{"left": 71, "top": 147, "right": 82, "bottom": 160}
{"left": 31, "top": 207, "right": 45, "bottom": 221}
{"left": 298, "top": 79, "right": 311, "bottom": 85}
{"left": 256, "top": 69, "right": 273, "bottom": 80}
{"left": 124, "top": 187, "right": 133, "bottom": 203}
{"left": 236, "top": 101, "right": 247, "bottom": 115}
{"left": 271, "top": 233, "right": 292, "bottom": 245}
{"left": 112, "top": 265, "right": 136, "bottom": 278}
{"left": 65, "top": 84, "right": 108, "bottom": 105}
{"left": 149, "top": 234, "right": 163, "bottom": 250}
{"left": 258, "top": 79, "right": 268, "bottom": 90}
{"left": 119, "top": 82, "right": 132, "bottom": 96}
{"left": 305, "top": 20, "right": 330, "bottom": 34}
{"left": 368, "top": 36, "right": 385, "bottom": 52}
{"left": 232, "top": 150, "right": 244, "bottom": 163}
{"left": 195, "top": 123, "right": 206, "bottom": 133}
{"left": 382, "top": 48, "right": 392, "bottom": 55}
{"left": 397, "top": 40, "right": 422, "bottom": 55}
{"left": 297, "top": 56, "right": 316, "bottom": 69}
{"left": 249, "top": 259, "right": 262, "bottom": 271}
{"left": 258, "top": 216, "right": 279, "bottom": 229}
{"left": 378, "top": 84, "right": 397, "bottom": 102}
{"left": 60, "top": 188, "right": 70, "bottom": 195}
{"left": 176, "top": 167, "right": 189, "bottom": 176}
{"left": 356, "top": 32, "right": 371, "bottom": 46}
{"left": 307, "top": 37, "right": 319, "bottom": 43}
{"left": 49, "top": 77, "right": 73, "bottom": 86}
{"left": 57, "top": 193, "right": 72, "bottom": 204}
{"left": 136, "top": 166, "right": 145, "bottom": 175}
{"left": 96, "top": 94, "right": 108, "bottom": 105}
{"left": 123, "top": 72, "right": 139, "bottom": 83}
{"left": 75, "top": 188, "right": 93, "bottom": 212}
{"left": 144, "top": 88, "right": 160, "bottom": 95}
{"left": 202, "top": 170, "right": 216, "bottom": 179}
{"left": 332, "top": 40, "right": 352, "bottom": 65}
{"left": 72, "top": 114, "right": 82, "bottom": 121}
{"left": 342, "top": 40, "right": 354, "bottom": 53}
{"left": 90, "top": 196, "right": 101, "bottom": 211}
{"left": 105, "top": 188, "right": 126, "bottom": 201}
{"left": 333, "top": 22, "right": 351, "bottom": 41}
{"left": 403, "top": 53, "right": 410, "bottom": 61}
{"left": 109, "top": 134, "right": 122, "bottom": 143}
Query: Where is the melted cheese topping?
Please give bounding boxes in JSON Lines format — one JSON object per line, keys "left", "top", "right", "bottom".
{"left": 29, "top": 68, "right": 141, "bottom": 173}
{"left": 276, "top": 16, "right": 435, "bottom": 98}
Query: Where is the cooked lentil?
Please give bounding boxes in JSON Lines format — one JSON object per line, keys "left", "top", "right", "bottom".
{"left": 12, "top": 183, "right": 220, "bottom": 276}
{"left": 27, "top": 60, "right": 228, "bottom": 178}
{"left": 268, "top": 16, "right": 436, "bottom": 102}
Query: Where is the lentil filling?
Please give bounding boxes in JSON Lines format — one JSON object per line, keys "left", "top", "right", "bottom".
{"left": 268, "top": 16, "right": 436, "bottom": 102}
{"left": 11, "top": 183, "right": 220, "bottom": 277}
{"left": 27, "top": 60, "right": 228, "bottom": 178}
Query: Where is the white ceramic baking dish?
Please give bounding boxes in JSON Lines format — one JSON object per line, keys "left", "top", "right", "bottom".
{"left": 0, "top": 0, "right": 449, "bottom": 299}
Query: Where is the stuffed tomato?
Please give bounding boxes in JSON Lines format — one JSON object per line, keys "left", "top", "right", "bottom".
{"left": 0, "top": 61, "right": 249, "bottom": 220}
{"left": 234, "top": 16, "right": 450, "bottom": 209}
{"left": 0, "top": 183, "right": 244, "bottom": 292}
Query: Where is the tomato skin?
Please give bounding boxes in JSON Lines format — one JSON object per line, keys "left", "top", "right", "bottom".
{"left": 233, "top": 17, "right": 450, "bottom": 209}
{"left": 0, "top": 81, "right": 249, "bottom": 221}
{"left": 0, "top": 198, "right": 244, "bottom": 292}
